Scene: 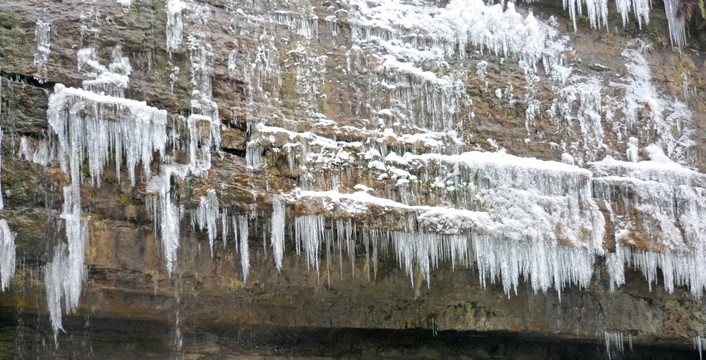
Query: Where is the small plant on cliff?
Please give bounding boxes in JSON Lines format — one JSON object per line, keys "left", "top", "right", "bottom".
{"left": 120, "top": 193, "right": 132, "bottom": 206}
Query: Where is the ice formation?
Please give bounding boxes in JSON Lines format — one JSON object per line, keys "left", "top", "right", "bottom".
{"left": 18, "top": 137, "right": 54, "bottom": 166}
{"left": 145, "top": 0, "right": 224, "bottom": 277}
{"left": 619, "top": 46, "right": 693, "bottom": 164}
{"left": 33, "top": 16, "right": 51, "bottom": 82}
{"left": 116, "top": 0, "right": 133, "bottom": 8}
{"left": 342, "top": 0, "right": 571, "bottom": 135}
{"left": 605, "top": 331, "right": 628, "bottom": 358}
{"left": 15, "top": 0, "right": 705, "bottom": 349}
{"left": 0, "top": 128, "right": 16, "bottom": 292}
{"left": 695, "top": 336, "right": 705, "bottom": 360}
{"left": 559, "top": 0, "right": 687, "bottom": 46}
{"left": 271, "top": 199, "right": 286, "bottom": 271}
{"left": 167, "top": 0, "right": 188, "bottom": 56}
{"left": 146, "top": 165, "right": 185, "bottom": 275}
{"left": 235, "top": 0, "right": 703, "bottom": 302}
{"left": 195, "top": 189, "right": 219, "bottom": 257}
{"left": 238, "top": 215, "right": 250, "bottom": 283}
{"left": 45, "top": 50, "right": 167, "bottom": 337}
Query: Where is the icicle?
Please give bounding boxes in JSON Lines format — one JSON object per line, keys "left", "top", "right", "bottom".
{"left": 44, "top": 185, "right": 88, "bottom": 341}
{"left": 33, "top": 16, "right": 51, "bottom": 82}
{"left": 221, "top": 208, "right": 228, "bottom": 248}
{"left": 43, "top": 45, "right": 172, "bottom": 337}
{"left": 187, "top": 34, "right": 221, "bottom": 159}
{"left": 187, "top": 114, "right": 215, "bottom": 174}
{"left": 605, "top": 331, "right": 625, "bottom": 358}
{"left": 239, "top": 215, "right": 249, "bottom": 282}
{"left": 663, "top": 0, "right": 688, "bottom": 47}
{"left": 147, "top": 165, "right": 188, "bottom": 275}
{"left": 614, "top": 0, "right": 651, "bottom": 28}
{"left": 295, "top": 215, "right": 324, "bottom": 276}
{"left": 626, "top": 137, "right": 639, "bottom": 162}
{"left": 0, "top": 127, "right": 16, "bottom": 292}
{"left": 695, "top": 335, "right": 704, "bottom": 360}
{"left": 246, "top": 143, "right": 263, "bottom": 169}
{"left": 271, "top": 199, "right": 285, "bottom": 271}
{"left": 0, "top": 219, "right": 14, "bottom": 291}
{"left": 196, "top": 189, "right": 219, "bottom": 257}
{"left": 166, "top": 0, "right": 188, "bottom": 56}
{"left": 44, "top": 245, "right": 66, "bottom": 341}
{"left": 231, "top": 215, "right": 238, "bottom": 253}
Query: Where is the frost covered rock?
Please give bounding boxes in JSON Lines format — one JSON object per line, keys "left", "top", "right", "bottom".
{"left": 0, "top": 0, "right": 705, "bottom": 351}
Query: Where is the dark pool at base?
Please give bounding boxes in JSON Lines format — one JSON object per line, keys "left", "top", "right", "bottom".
{"left": 0, "top": 309, "right": 698, "bottom": 359}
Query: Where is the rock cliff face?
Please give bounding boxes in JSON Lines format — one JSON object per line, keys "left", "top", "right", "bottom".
{"left": 0, "top": 0, "right": 706, "bottom": 357}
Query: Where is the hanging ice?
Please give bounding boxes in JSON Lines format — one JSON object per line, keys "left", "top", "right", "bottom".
{"left": 0, "top": 219, "right": 14, "bottom": 291}
{"left": 44, "top": 184, "right": 88, "bottom": 340}
{"left": 48, "top": 85, "right": 167, "bottom": 187}
{"left": 195, "top": 189, "right": 219, "bottom": 257}
{"left": 188, "top": 35, "right": 221, "bottom": 154}
{"left": 238, "top": 215, "right": 250, "bottom": 282}
{"left": 144, "top": 8, "right": 222, "bottom": 277}
{"left": 346, "top": 0, "right": 570, "bottom": 133}
{"left": 146, "top": 165, "right": 186, "bottom": 275}
{"left": 291, "top": 185, "right": 599, "bottom": 297}
{"left": 271, "top": 199, "right": 286, "bottom": 271}
{"left": 663, "top": 0, "right": 688, "bottom": 46}
{"left": 593, "top": 147, "right": 706, "bottom": 297}
{"left": 167, "top": 0, "right": 188, "bottom": 56}
{"left": 295, "top": 215, "right": 324, "bottom": 276}
{"left": 0, "top": 127, "right": 16, "bottom": 292}
{"left": 605, "top": 331, "right": 625, "bottom": 357}
{"left": 45, "top": 50, "right": 167, "bottom": 338}
{"left": 33, "top": 16, "right": 51, "bottom": 82}
{"left": 559, "top": 0, "right": 686, "bottom": 46}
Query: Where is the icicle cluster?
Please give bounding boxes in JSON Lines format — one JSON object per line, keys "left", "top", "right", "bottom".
{"left": 560, "top": 0, "right": 687, "bottom": 46}
{"left": 145, "top": 0, "right": 224, "bottom": 278}
{"left": 605, "top": 331, "right": 627, "bottom": 358}
{"left": 695, "top": 335, "right": 705, "bottom": 360}
{"left": 344, "top": 0, "right": 571, "bottom": 135}
{"left": 278, "top": 213, "right": 597, "bottom": 298}
{"left": 22, "top": 0, "right": 705, "bottom": 344}
{"left": 195, "top": 189, "right": 219, "bottom": 256}
{"left": 44, "top": 50, "right": 167, "bottom": 338}
{"left": 48, "top": 85, "right": 167, "bottom": 186}
{"left": 146, "top": 165, "right": 185, "bottom": 275}
{"left": 233, "top": 0, "right": 702, "bottom": 300}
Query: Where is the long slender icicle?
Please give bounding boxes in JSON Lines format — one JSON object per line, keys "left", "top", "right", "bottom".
{"left": 271, "top": 199, "right": 285, "bottom": 271}
{"left": 239, "top": 215, "right": 250, "bottom": 282}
